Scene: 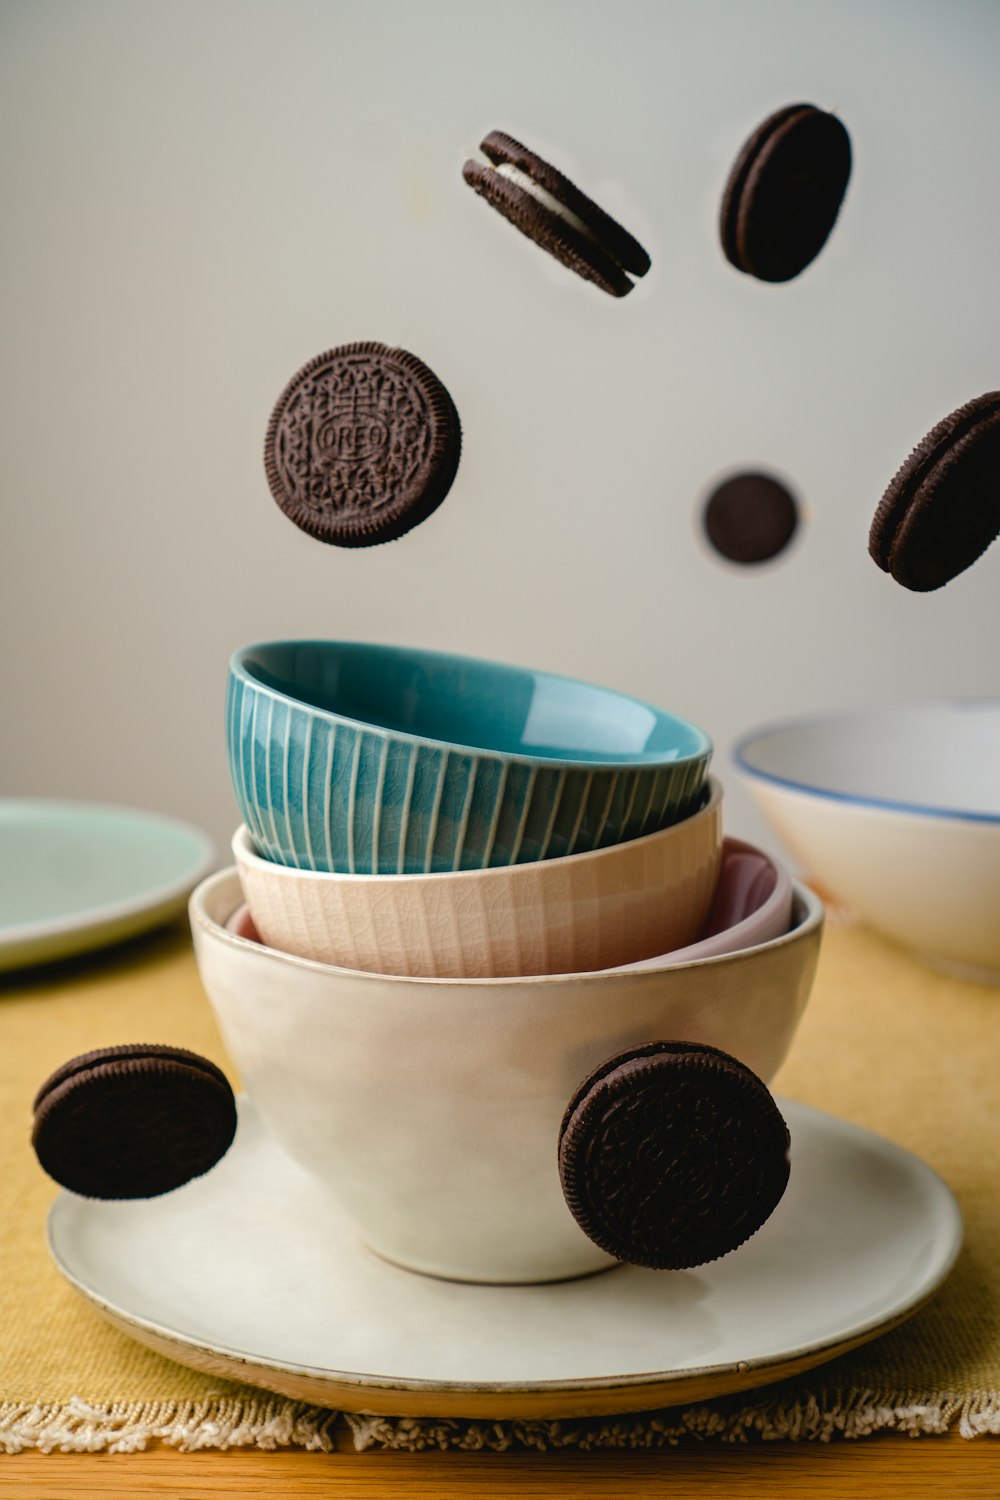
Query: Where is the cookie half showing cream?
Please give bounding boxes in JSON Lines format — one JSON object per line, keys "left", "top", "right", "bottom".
{"left": 869, "top": 392, "right": 1000, "bottom": 592}
{"left": 462, "top": 130, "right": 651, "bottom": 297}
{"left": 32, "top": 1044, "right": 238, "bottom": 1199}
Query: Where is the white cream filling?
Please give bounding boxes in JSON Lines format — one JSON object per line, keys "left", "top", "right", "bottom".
{"left": 493, "top": 162, "right": 603, "bottom": 250}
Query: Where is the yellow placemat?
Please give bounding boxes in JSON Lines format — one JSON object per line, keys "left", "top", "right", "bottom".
{"left": 1, "top": 912, "right": 998, "bottom": 1453}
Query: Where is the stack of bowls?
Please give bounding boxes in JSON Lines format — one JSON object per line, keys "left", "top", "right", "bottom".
{"left": 191, "top": 639, "right": 823, "bottom": 1284}
{"left": 225, "top": 640, "right": 721, "bottom": 978}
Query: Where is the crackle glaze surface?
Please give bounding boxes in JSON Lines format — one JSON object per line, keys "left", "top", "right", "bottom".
{"left": 226, "top": 641, "right": 712, "bottom": 874}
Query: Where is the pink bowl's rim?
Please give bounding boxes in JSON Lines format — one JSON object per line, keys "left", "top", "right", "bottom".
{"left": 602, "top": 836, "right": 792, "bottom": 974}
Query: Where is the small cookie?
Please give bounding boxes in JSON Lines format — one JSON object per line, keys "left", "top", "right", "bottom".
{"left": 463, "top": 130, "right": 650, "bottom": 298}
{"left": 265, "top": 343, "right": 462, "bottom": 547}
{"left": 702, "top": 471, "right": 800, "bottom": 564}
{"left": 559, "top": 1041, "right": 790, "bottom": 1270}
{"left": 869, "top": 392, "right": 1000, "bottom": 591}
{"left": 721, "top": 104, "right": 851, "bottom": 282}
{"left": 32, "top": 1044, "right": 238, "bottom": 1199}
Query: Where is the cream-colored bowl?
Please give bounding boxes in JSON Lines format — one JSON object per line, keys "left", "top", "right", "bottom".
{"left": 190, "top": 867, "right": 823, "bottom": 1284}
{"left": 232, "top": 779, "right": 723, "bottom": 979}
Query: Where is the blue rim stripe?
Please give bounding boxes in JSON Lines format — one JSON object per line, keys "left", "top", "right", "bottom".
{"left": 733, "top": 723, "right": 1000, "bottom": 827}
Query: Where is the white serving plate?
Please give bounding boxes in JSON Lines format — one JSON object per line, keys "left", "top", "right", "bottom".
{"left": 47, "top": 1097, "right": 962, "bottom": 1420}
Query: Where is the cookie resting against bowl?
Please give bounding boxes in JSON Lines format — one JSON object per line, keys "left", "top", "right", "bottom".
{"left": 32, "top": 870, "right": 821, "bottom": 1284}
{"left": 186, "top": 867, "right": 823, "bottom": 1284}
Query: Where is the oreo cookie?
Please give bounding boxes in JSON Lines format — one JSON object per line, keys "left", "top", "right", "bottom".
{"left": 463, "top": 130, "right": 650, "bottom": 298}
{"left": 558, "top": 1041, "right": 790, "bottom": 1270}
{"left": 702, "top": 471, "right": 800, "bottom": 564}
{"left": 869, "top": 392, "right": 1000, "bottom": 591}
{"left": 32, "top": 1044, "right": 238, "bottom": 1199}
{"left": 265, "top": 343, "right": 462, "bottom": 547}
{"left": 721, "top": 104, "right": 851, "bottom": 282}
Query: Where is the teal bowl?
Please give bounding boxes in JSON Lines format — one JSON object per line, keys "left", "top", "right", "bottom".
{"left": 226, "top": 641, "right": 712, "bottom": 874}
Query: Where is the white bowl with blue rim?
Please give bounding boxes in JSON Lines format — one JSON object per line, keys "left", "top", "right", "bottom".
{"left": 736, "top": 699, "right": 1000, "bottom": 984}
{"left": 226, "top": 641, "right": 712, "bottom": 875}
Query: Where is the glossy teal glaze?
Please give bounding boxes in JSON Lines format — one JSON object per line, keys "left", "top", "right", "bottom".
{"left": 226, "top": 641, "right": 712, "bottom": 874}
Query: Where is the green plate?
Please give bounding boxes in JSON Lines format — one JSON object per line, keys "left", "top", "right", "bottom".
{"left": 0, "top": 800, "right": 214, "bottom": 973}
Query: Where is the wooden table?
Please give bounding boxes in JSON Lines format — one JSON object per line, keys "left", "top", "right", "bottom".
{"left": 3, "top": 1427, "right": 997, "bottom": 1497}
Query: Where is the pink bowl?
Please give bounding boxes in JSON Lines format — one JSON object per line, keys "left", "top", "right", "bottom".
{"left": 603, "top": 836, "right": 793, "bottom": 972}
{"left": 227, "top": 836, "right": 792, "bottom": 975}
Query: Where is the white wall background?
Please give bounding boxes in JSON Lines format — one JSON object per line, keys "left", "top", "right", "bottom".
{"left": 3, "top": 0, "right": 999, "bottom": 862}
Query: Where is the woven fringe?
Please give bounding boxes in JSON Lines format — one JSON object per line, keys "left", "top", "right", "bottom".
{"left": 345, "top": 1389, "right": 1000, "bottom": 1451}
{"left": 3, "top": 1390, "right": 998, "bottom": 1454}
{"left": 0, "top": 1396, "right": 339, "bottom": 1454}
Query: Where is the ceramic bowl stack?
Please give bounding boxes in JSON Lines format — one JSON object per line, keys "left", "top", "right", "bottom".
{"left": 225, "top": 639, "right": 721, "bottom": 978}
{"left": 194, "top": 638, "right": 823, "bottom": 1284}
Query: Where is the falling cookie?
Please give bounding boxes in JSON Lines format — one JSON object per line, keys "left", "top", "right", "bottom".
{"left": 32, "top": 1044, "right": 238, "bottom": 1199}
{"left": 463, "top": 130, "right": 651, "bottom": 297}
{"left": 265, "top": 342, "right": 462, "bottom": 546}
{"left": 869, "top": 392, "right": 1000, "bottom": 591}
{"left": 558, "top": 1041, "right": 791, "bottom": 1270}
{"left": 702, "top": 471, "right": 800, "bottom": 564}
{"left": 720, "top": 104, "right": 852, "bottom": 282}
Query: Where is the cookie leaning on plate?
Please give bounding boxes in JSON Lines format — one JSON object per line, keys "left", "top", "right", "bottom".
{"left": 32, "top": 1044, "right": 238, "bottom": 1199}
{"left": 265, "top": 342, "right": 462, "bottom": 547}
{"left": 463, "top": 130, "right": 651, "bottom": 298}
{"left": 720, "top": 103, "right": 852, "bottom": 283}
{"left": 869, "top": 392, "right": 1000, "bottom": 591}
{"left": 559, "top": 1040, "right": 790, "bottom": 1269}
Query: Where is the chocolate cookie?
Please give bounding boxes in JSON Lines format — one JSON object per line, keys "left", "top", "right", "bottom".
{"left": 558, "top": 1041, "right": 790, "bottom": 1270}
{"left": 463, "top": 130, "right": 650, "bottom": 298}
{"left": 32, "top": 1044, "right": 238, "bottom": 1199}
{"left": 721, "top": 104, "right": 851, "bottom": 282}
{"left": 264, "top": 343, "right": 462, "bottom": 546}
{"left": 702, "top": 471, "right": 800, "bottom": 564}
{"left": 869, "top": 392, "right": 1000, "bottom": 591}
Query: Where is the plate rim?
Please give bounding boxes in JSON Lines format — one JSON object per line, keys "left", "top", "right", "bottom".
{"left": 0, "top": 799, "right": 215, "bottom": 962}
{"left": 45, "top": 1099, "right": 964, "bottom": 1419}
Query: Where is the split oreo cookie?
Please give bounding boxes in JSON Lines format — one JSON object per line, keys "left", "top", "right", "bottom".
{"left": 869, "top": 392, "right": 1000, "bottom": 591}
{"left": 702, "top": 471, "right": 800, "bottom": 564}
{"left": 558, "top": 1041, "right": 790, "bottom": 1270}
{"left": 32, "top": 1044, "right": 238, "bottom": 1199}
{"left": 265, "top": 343, "right": 462, "bottom": 547}
{"left": 463, "top": 130, "right": 651, "bottom": 298}
{"left": 721, "top": 104, "right": 852, "bottom": 282}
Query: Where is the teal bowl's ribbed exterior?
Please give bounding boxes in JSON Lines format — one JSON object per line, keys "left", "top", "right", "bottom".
{"left": 226, "top": 643, "right": 712, "bottom": 874}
